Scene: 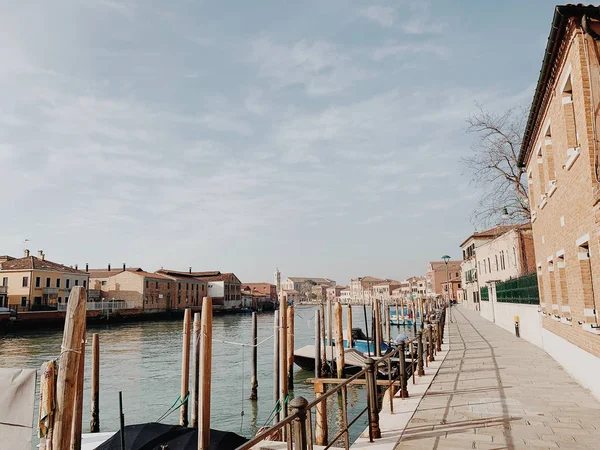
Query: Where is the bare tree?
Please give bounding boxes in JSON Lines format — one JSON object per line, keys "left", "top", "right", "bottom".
{"left": 298, "top": 280, "right": 315, "bottom": 302}
{"left": 463, "top": 104, "right": 530, "bottom": 227}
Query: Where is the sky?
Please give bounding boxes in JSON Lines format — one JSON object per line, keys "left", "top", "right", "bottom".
{"left": 0, "top": 0, "right": 559, "bottom": 285}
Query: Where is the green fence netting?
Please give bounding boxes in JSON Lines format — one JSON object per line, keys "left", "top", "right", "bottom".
{"left": 480, "top": 286, "right": 489, "bottom": 301}
{"left": 495, "top": 273, "right": 539, "bottom": 305}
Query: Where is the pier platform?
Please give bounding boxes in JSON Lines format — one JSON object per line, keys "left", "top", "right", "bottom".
{"left": 375, "top": 306, "right": 600, "bottom": 449}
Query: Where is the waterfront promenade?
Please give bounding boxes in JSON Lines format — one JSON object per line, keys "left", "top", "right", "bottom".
{"left": 395, "top": 306, "right": 600, "bottom": 449}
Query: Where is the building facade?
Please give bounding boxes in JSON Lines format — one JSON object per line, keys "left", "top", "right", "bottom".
{"left": 326, "top": 285, "right": 346, "bottom": 303}
{"left": 517, "top": 4, "right": 600, "bottom": 398}
{"left": 349, "top": 276, "right": 384, "bottom": 304}
{"left": 0, "top": 250, "right": 89, "bottom": 310}
{"left": 426, "top": 261, "right": 461, "bottom": 298}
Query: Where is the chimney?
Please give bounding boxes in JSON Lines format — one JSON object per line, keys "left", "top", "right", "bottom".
{"left": 75, "top": 264, "right": 78, "bottom": 270}
{"left": 86, "top": 263, "right": 89, "bottom": 272}
{"left": 123, "top": 263, "right": 126, "bottom": 271}
{"left": 189, "top": 267, "right": 192, "bottom": 274}
{"left": 37, "top": 250, "right": 45, "bottom": 260}
{"left": 108, "top": 263, "right": 111, "bottom": 272}
{"left": 24, "top": 249, "right": 30, "bottom": 257}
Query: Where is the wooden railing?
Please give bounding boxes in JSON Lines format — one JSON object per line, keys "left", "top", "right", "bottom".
{"left": 236, "top": 308, "right": 447, "bottom": 450}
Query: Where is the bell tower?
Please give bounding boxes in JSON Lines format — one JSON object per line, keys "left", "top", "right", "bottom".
{"left": 274, "top": 267, "right": 281, "bottom": 294}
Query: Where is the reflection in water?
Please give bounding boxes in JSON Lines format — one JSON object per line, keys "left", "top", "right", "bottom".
{"left": 0, "top": 305, "right": 414, "bottom": 446}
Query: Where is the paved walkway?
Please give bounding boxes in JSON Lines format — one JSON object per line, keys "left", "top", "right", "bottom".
{"left": 395, "top": 306, "right": 600, "bottom": 449}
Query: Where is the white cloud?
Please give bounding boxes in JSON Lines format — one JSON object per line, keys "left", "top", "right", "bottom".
{"left": 359, "top": 6, "right": 395, "bottom": 27}
{"left": 373, "top": 42, "right": 449, "bottom": 61}
{"left": 248, "top": 36, "right": 371, "bottom": 96}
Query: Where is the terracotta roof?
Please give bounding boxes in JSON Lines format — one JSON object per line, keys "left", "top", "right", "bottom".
{"left": 156, "top": 269, "right": 208, "bottom": 280}
{"left": 373, "top": 279, "right": 401, "bottom": 286}
{"left": 459, "top": 223, "right": 532, "bottom": 248}
{"left": 88, "top": 268, "right": 143, "bottom": 278}
{"left": 199, "top": 273, "right": 240, "bottom": 283}
{"left": 0, "top": 256, "right": 88, "bottom": 274}
{"left": 188, "top": 271, "right": 222, "bottom": 278}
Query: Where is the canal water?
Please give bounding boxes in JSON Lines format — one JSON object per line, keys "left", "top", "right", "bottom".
{"left": 0, "top": 305, "right": 414, "bottom": 447}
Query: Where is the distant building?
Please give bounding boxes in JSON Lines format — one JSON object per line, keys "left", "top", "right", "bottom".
{"left": 372, "top": 280, "right": 402, "bottom": 303}
{"left": 282, "top": 277, "right": 336, "bottom": 291}
{"left": 326, "top": 285, "right": 347, "bottom": 303}
{"left": 244, "top": 283, "right": 277, "bottom": 308}
{"left": 340, "top": 288, "right": 352, "bottom": 304}
{"left": 426, "top": 261, "right": 461, "bottom": 298}
{"left": 0, "top": 250, "right": 89, "bottom": 310}
{"left": 186, "top": 271, "right": 242, "bottom": 311}
{"left": 282, "top": 289, "right": 300, "bottom": 303}
{"left": 349, "top": 276, "right": 384, "bottom": 304}
{"left": 475, "top": 225, "right": 536, "bottom": 288}
{"left": 459, "top": 225, "right": 525, "bottom": 310}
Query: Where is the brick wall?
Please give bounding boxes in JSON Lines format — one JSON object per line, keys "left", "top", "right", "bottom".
{"left": 525, "top": 23, "right": 600, "bottom": 356}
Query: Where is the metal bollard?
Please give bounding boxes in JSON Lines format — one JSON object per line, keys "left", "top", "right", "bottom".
{"left": 417, "top": 331, "right": 424, "bottom": 376}
{"left": 428, "top": 324, "right": 435, "bottom": 362}
{"left": 398, "top": 340, "right": 409, "bottom": 398}
{"left": 365, "top": 358, "right": 381, "bottom": 439}
{"left": 290, "top": 397, "right": 309, "bottom": 450}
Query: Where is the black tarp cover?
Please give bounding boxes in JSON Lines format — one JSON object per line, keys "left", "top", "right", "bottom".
{"left": 95, "top": 423, "right": 248, "bottom": 450}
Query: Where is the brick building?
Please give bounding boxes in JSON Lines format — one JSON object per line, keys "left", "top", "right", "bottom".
{"left": 325, "top": 285, "right": 347, "bottom": 303}
{"left": 349, "top": 276, "right": 384, "bottom": 303}
{"left": 519, "top": 5, "right": 600, "bottom": 398}
{"left": 426, "top": 261, "right": 461, "bottom": 298}
{"left": 94, "top": 268, "right": 207, "bottom": 310}
{"left": 244, "top": 282, "right": 277, "bottom": 307}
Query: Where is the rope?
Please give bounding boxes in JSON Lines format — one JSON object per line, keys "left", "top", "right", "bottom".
{"left": 60, "top": 345, "right": 81, "bottom": 355}
{"left": 155, "top": 394, "right": 189, "bottom": 423}
{"left": 212, "top": 334, "right": 274, "bottom": 348}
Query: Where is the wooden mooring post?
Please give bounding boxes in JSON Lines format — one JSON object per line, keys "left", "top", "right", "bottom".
{"left": 314, "top": 381, "right": 328, "bottom": 446}
{"left": 192, "top": 312, "right": 201, "bottom": 426}
{"left": 395, "top": 301, "right": 399, "bottom": 327}
{"left": 385, "top": 305, "right": 391, "bottom": 344}
{"left": 334, "top": 301, "right": 345, "bottom": 378}
{"left": 180, "top": 309, "right": 191, "bottom": 427}
{"left": 346, "top": 304, "right": 352, "bottom": 348}
{"left": 250, "top": 312, "right": 258, "bottom": 400}
{"left": 71, "top": 328, "right": 86, "bottom": 450}
{"left": 90, "top": 333, "right": 100, "bottom": 433}
{"left": 315, "top": 310, "right": 321, "bottom": 379}
{"left": 272, "top": 310, "right": 280, "bottom": 423}
{"left": 199, "top": 297, "right": 213, "bottom": 450}
{"left": 52, "top": 286, "right": 87, "bottom": 450}
{"left": 319, "top": 303, "right": 327, "bottom": 374}
{"left": 374, "top": 299, "right": 381, "bottom": 357}
{"left": 287, "top": 305, "right": 294, "bottom": 389}
{"left": 279, "top": 295, "right": 288, "bottom": 423}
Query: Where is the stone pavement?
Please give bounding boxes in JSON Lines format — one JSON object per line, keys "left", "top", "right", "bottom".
{"left": 395, "top": 306, "right": 600, "bottom": 449}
